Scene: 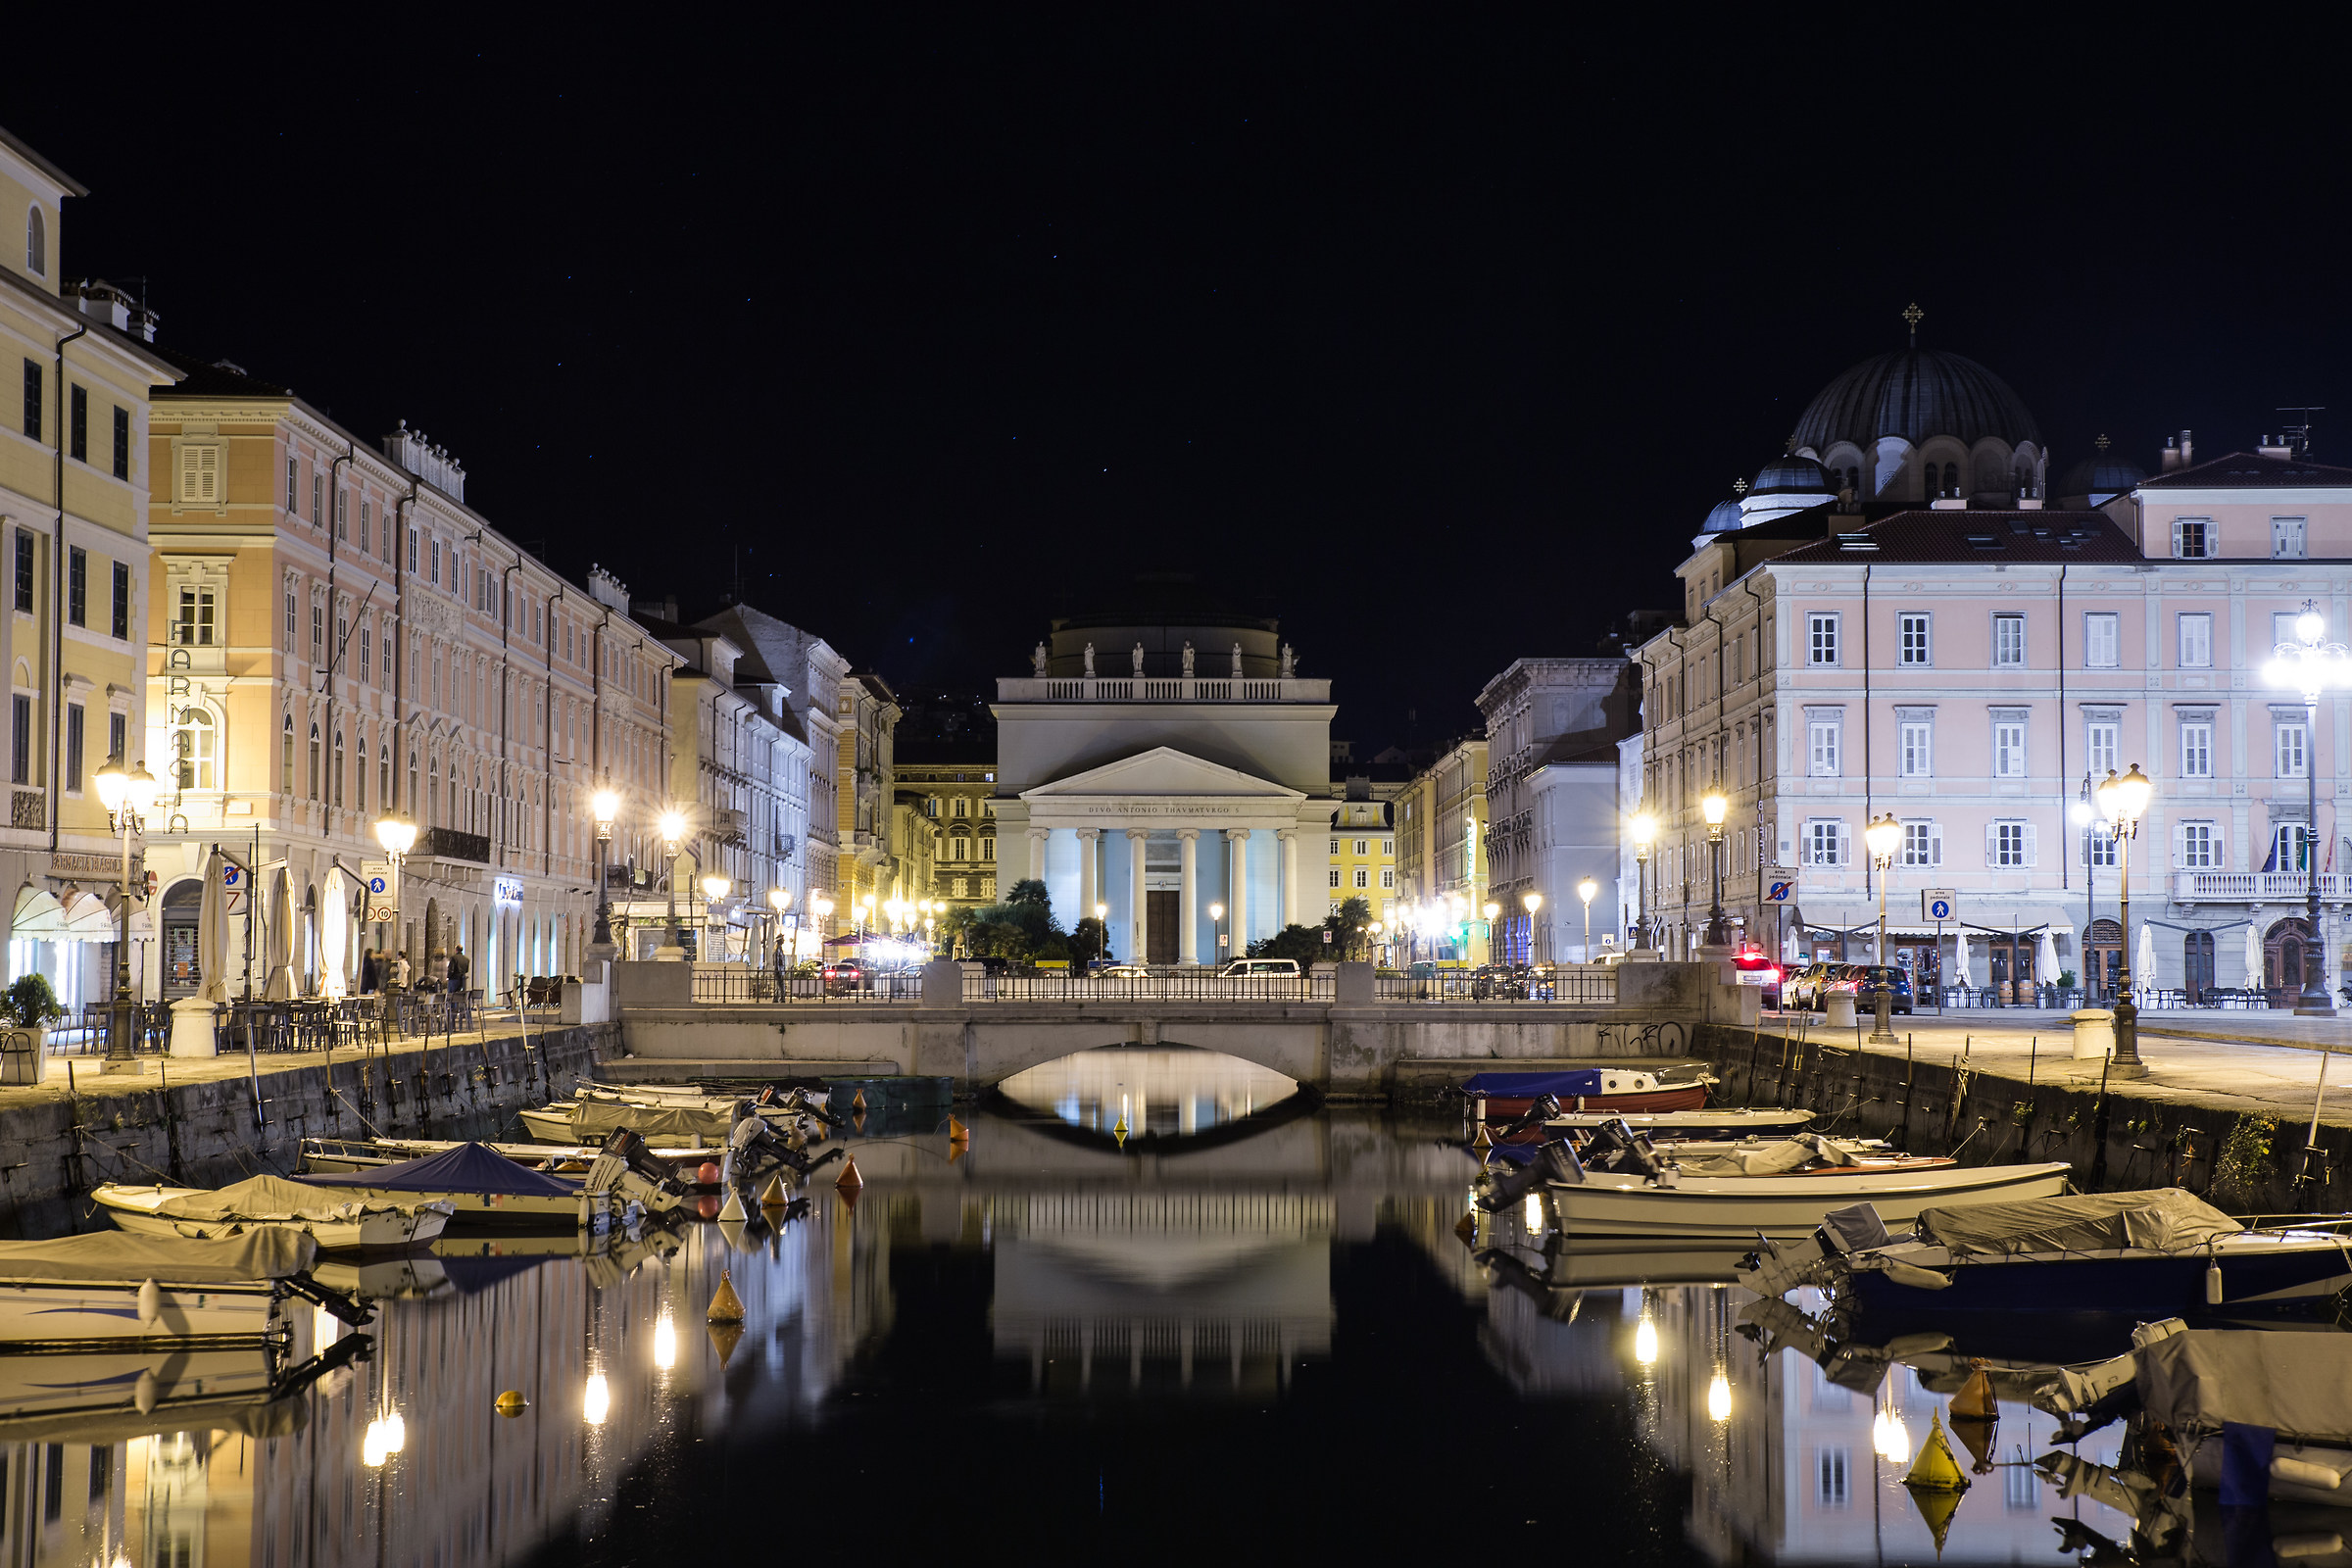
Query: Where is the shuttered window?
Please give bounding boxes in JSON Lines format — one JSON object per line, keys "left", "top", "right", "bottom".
{"left": 177, "top": 443, "right": 220, "bottom": 506}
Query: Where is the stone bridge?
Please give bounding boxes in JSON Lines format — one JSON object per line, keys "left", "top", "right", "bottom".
{"left": 609, "top": 960, "right": 1754, "bottom": 1096}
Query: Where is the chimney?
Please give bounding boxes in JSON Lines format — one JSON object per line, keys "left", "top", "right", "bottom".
{"left": 2259, "top": 434, "right": 2295, "bottom": 459}
{"left": 2179, "top": 429, "right": 2193, "bottom": 466}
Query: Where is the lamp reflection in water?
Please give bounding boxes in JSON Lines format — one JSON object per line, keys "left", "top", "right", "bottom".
{"left": 362, "top": 1409, "right": 405, "bottom": 1467}
{"left": 1872, "top": 1380, "right": 1912, "bottom": 1464}
{"left": 1521, "top": 1193, "right": 1544, "bottom": 1232}
{"left": 1706, "top": 1371, "right": 1732, "bottom": 1423}
{"left": 1633, "top": 1315, "right": 1659, "bottom": 1367}
{"left": 583, "top": 1371, "right": 612, "bottom": 1426}
{"left": 654, "top": 1311, "right": 677, "bottom": 1371}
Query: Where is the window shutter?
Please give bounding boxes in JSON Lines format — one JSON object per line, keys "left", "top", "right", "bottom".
{"left": 1836, "top": 822, "right": 1849, "bottom": 865}
{"left": 2023, "top": 823, "right": 2038, "bottom": 866}
{"left": 1929, "top": 824, "right": 1943, "bottom": 866}
{"left": 2171, "top": 519, "right": 2185, "bottom": 558}
{"left": 2173, "top": 824, "right": 2186, "bottom": 868}
{"left": 1984, "top": 822, "right": 1998, "bottom": 866}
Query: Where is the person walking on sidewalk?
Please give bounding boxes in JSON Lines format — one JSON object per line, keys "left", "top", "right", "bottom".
{"left": 447, "top": 945, "right": 471, "bottom": 1030}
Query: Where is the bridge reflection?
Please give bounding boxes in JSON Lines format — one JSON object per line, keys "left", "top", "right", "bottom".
{"left": 996, "top": 1045, "right": 1300, "bottom": 1140}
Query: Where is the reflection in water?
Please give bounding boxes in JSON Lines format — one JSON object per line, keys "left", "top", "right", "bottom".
{"left": 995, "top": 1046, "right": 1298, "bottom": 1138}
{"left": 0, "top": 1041, "right": 2255, "bottom": 1563}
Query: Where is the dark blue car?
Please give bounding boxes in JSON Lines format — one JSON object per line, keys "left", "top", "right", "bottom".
{"left": 1831, "top": 963, "right": 1914, "bottom": 1014}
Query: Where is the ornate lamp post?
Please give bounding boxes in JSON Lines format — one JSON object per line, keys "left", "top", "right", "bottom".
{"left": 658, "top": 808, "right": 687, "bottom": 956}
{"left": 93, "top": 760, "right": 159, "bottom": 1072}
{"left": 1576, "top": 878, "right": 1597, "bottom": 963}
{"left": 700, "top": 874, "right": 731, "bottom": 961}
{"left": 1701, "top": 790, "right": 1729, "bottom": 950}
{"left": 1208, "top": 902, "right": 1226, "bottom": 962}
{"left": 2097, "top": 764, "right": 2155, "bottom": 1077}
{"left": 810, "top": 894, "right": 834, "bottom": 970}
{"left": 2265, "top": 601, "right": 2350, "bottom": 1016}
{"left": 1863, "top": 811, "right": 1901, "bottom": 1045}
{"left": 1632, "top": 811, "right": 1655, "bottom": 951}
{"left": 1482, "top": 901, "right": 1501, "bottom": 966}
{"left": 1521, "top": 890, "right": 1544, "bottom": 963}
{"left": 589, "top": 783, "right": 619, "bottom": 958}
{"left": 373, "top": 809, "right": 417, "bottom": 987}
{"left": 766, "top": 885, "right": 792, "bottom": 971}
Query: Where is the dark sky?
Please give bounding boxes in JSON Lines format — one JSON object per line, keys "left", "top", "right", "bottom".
{"left": 14, "top": 13, "right": 2349, "bottom": 750}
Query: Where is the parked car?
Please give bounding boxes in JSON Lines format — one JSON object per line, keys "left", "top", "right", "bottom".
{"left": 1217, "top": 958, "right": 1300, "bottom": 978}
{"left": 1729, "top": 948, "right": 1783, "bottom": 1006}
{"left": 1781, "top": 961, "right": 1838, "bottom": 1010}
{"left": 822, "top": 958, "right": 871, "bottom": 995}
{"left": 1823, "top": 963, "right": 1915, "bottom": 1015}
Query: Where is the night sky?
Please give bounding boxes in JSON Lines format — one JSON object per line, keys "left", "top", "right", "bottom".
{"left": 14, "top": 14, "right": 2348, "bottom": 749}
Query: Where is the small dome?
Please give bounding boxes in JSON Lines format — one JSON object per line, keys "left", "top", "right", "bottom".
{"left": 1701, "top": 497, "right": 1747, "bottom": 533}
{"left": 1750, "top": 454, "right": 1833, "bottom": 496}
{"left": 1792, "top": 348, "right": 2041, "bottom": 452}
{"left": 2059, "top": 444, "right": 2146, "bottom": 502}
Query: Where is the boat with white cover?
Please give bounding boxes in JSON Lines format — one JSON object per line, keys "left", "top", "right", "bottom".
{"left": 295, "top": 1138, "right": 687, "bottom": 1224}
{"left": 1486, "top": 1130, "right": 2070, "bottom": 1239}
{"left": 93, "top": 1174, "right": 453, "bottom": 1251}
{"left": 0, "top": 1230, "right": 360, "bottom": 1348}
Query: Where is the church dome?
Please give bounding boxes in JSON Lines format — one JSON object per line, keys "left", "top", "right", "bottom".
{"left": 1701, "top": 497, "right": 1746, "bottom": 533}
{"left": 1750, "top": 454, "right": 1832, "bottom": 495}
{"left": 2058, "top": 442, "right": 2147, "bottom": 503}
{"left": 1791, "top": 349, "right": 2041, "bottom": 453}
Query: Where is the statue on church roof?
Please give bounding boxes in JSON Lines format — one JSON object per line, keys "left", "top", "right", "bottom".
{"left": 1230, "top": 642, "right": 1243, "bottom": 678}
{"left": 1083, "top": 642, "right": 1096, "bottom": 677}
{"left": 1032, "top": 641, "right": 1049, "bottom": 677}
{"left": 1280, "top": 643, "right": 1295, "bottom": 677}
{"left": 1182, "top": 641, "right": 1195, "bottom": 676}
{"left": 1132, "top": 642, "right": 1145, "bottom": 676}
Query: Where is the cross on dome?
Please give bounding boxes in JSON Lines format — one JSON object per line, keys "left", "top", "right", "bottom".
{"left": 1902, "top": 302, "right": 1924, "bottom": 345}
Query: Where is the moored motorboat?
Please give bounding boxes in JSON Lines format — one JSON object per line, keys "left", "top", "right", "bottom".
{"left": 300, "top": 1135, "right": 722, "bottom": 1175}
{"left": 1540, "top": 1106, "right": 1810, "bottom": 1140}
{"left": 93, "top": 1174, "right": 453, "bottom": 1251}
{"left": 297, "top": 1139, "right": 684, "bottom": 1227}
{"left": 1740, "top": 1189, "right": 2352, "bottom": 1324}
{"left": 1461, "top": 1066, "right": 1713, "bottom": 1121}
{"left": 0, "top": 1230, "right": 361, "bottom": 1348}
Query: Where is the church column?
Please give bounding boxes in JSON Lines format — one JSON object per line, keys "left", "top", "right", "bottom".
{"left": 1027, "top": 827, "right": 1049, "bottom": 885}
{"left": 1076, "top": 829, "right": 1100, "bottom": 931}
{"left": 1129, "top": 830, "right": 1148, "bottom": 964}
{"left": 1279, "top": 828, "right": 1300, "bottom": 928}
{"left": 1178, "top": 830, "right": 1200, "bottom": 964}
{"left": 1230, "top": 829, "right": 1250, "bottom": 954}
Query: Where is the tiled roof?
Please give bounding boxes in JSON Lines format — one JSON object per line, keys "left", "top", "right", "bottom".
{"left": 148, "top": 343, "right": 294, "bottom": 399}
{"left": 1770, "top": 510, "right": 2141, "bottom": 565}
{"left": 2138, "top": 451, "right": 2352, "bottom": 489}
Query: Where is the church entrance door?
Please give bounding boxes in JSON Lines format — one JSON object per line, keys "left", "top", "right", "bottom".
{"left": 1147, "top": 891, "right": 1179, "bottom": 964}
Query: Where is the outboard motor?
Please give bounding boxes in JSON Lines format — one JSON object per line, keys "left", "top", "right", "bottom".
{"left": 1582, "top": 1117, "right": 1660, "bottom": 1178}
{"left": 1476, "top": 1138, "right": 1584, "bottom": 1210}
{"left": 1494, "top": 1094, "right": 1563, "bottom": 1142}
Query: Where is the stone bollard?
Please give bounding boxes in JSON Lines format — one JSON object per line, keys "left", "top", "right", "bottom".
{"left": 1826, "top": 992, "right": 1858, "bottom": 1029}
{"left": 2072, "top": 1007, "right": 2116, "bottom": 1060}
{"left": 169, "top": 997, "right": 220, "bottom": 1057}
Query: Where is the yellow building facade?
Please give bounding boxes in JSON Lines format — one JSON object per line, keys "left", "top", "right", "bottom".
{"left": 0, "top": 125, "right": 180, "bottom": 1013}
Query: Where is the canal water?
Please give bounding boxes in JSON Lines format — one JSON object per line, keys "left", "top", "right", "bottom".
{"left": 0, "top": 1047, "right": 2198, "bottom": 1565}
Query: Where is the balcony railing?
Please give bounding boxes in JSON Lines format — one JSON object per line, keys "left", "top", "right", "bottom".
{"left": 2173, "top": 871, "right": 2352, "bottom": 902}
{"left": 995, "top": 676, "right": 1332, "bottom": 704}
{"left": 417, "top": 827, "right": 490, "bottom": 864}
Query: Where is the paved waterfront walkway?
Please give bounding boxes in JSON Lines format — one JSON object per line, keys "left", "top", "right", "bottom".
{"left": 1751, "top": 1005, "right": 2352, "bottom": 1127}
{"left": 1, "top": 1017, "right": 574, "bottom": 1109}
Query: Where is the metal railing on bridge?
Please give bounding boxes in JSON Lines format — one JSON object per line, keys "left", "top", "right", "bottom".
{"left": 685, "top": 962, "right": 1620, "bottom": 1005}
{"left": 1374, "top": 966, "right": 1618, "bottom": 1004}
{"left": 966, "top": 968, "right": 1337, "bottom": 1003}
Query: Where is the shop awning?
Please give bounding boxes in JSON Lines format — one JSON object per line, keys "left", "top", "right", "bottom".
{"left": 1795, "top": 903, "right": 2077, "bottom": 942}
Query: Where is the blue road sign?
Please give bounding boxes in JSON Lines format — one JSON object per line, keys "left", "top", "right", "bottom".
{"left": 1929, "top": 898, "right": 1953, "bottom": 921}
{"left": 1766, "top": 880, "right": 1795, "bottom": 904}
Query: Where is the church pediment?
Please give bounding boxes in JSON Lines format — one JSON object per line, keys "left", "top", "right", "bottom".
{"left": 1021, "top": 746, "right": 1304, "bottom": 804}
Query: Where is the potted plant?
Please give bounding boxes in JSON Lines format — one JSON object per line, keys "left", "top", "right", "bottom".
{"left": 0, "top": 973, "right": 64, "bottom": 1084}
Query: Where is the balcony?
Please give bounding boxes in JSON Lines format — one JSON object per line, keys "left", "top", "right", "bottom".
{"left": 2173, "top": 871, "right": 2352, "bottom": 903}
{"left": 995, "top": 676, "right": 1332, "bottom": 704}
{"left": 417, "top": 827, "right": 490, "bottom": 864}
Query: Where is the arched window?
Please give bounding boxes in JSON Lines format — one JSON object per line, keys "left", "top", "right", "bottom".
{"left": 447, "top": 762, "right": 459, "bottom": 828}
{"left": 355, "top": 736, "right": 368, "bottom": 813}
{"left": 332, "top": 729, "right": 345, "bottom": 808}
{"left": 175, "top": 708, "right": 216, "bottom": 792}
{"left": 282, "top": 712, "right": 295, "bottom": 793}
{"left": 24, "top": 206, "right": 43, "bottom": 276}
{"left": 380, "top": 738, "right": 393, "bottom": 811}
{"left": 308, "top": 724, "right": 321, "bottom": 800}
{"left": 409, "top": 749, "right": 420, "bottom": 818}
{"left": 1941, "top": 463, "right": 1959, "bottom": 498}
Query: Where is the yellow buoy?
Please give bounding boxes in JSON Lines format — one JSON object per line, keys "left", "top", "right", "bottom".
{"left": 852, "top": 1087, "right": 868, "bottom": 1112}
{"left": 947, "top": 1139, "right": 966, "bottom": 1165}
{"left": 836, "top": 1155, "right": 863, "bottom": 1191}
{"left": 1454, "top": 1210, "right": 1478, "bottom": 1244}
{"left": 760, "top": 1173, "right": 789, "bottom": 1207}
{"left": 947, "top": 1114, "right": 969, "bottom": 1143}
{"left": 1949, "top": 1359, "right": 1997, "bottom": 1421}
{"left": 718, "top": 1187, "right": 748, "bottom": 1222}
{"left": 1471, "top": 1125, "right": 1495, "bottom": 1151}
{"left": 1906, "top": 1481, "right": 1963, "bottom": 1555}
{"left": 1903, "top": 1413, "right": 1971, "bottom": 1493}
{"left": 495, "top": 1390, "right": 529, "bottom": 1417}
{"left": 707, "top": 1269, "right": 746, "bottom": 1324}
{"left": 1948, "top": 1413, "right": 1998, "bottom": 1475}
{"left": 707, "top": 1320, "right": 745, "bottom": 1367}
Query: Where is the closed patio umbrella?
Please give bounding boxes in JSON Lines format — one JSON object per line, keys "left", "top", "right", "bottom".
{"left": 2245, "top": 921, "right": 2266, "bottom": 990}
{"left": 319, "top": 867, "right": 348, "bottom": 1001}
{"left": 1952, "top": 932, "right": 1974, "bottom": 991}
{"left": 2038, "top": 927, "right": 2062, "bottom": 997}
{"left": 263, "top": 869, "right": 295, "bottom": 1001}
{"left": 2137, "top": 922, "right": 2160, "bottom": 1004}
{"left": 197, "top": 848, "right": 229, "bottom": 1004}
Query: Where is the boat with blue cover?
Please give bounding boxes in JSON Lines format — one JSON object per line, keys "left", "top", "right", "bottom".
{"left": 299, "top": 1137, "right": 687, "bottom": 1227}
{"left": 1460, "top": 1065, "right": 1713, "bottom": 1119}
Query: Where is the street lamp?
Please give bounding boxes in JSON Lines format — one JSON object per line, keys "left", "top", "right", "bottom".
{"left": 1575, "top": 878, "right": 1596, "bottom": 964}
{"left": 93, "top": 760, "right": 159, "bottom": 1071}
{"left": 810, "top": 894, "right": 834, "bottom": 963}
{"left": 2265, "top": 600, "right": 2352, "bottom": 1016}
{"left": 657, "top": 808, "right": 687, "bottom": 956}
{"left": 2096, "top": 764, "right": 2155, "bottom": 1077}
{"left": 1521, "top": 890, "right": 1543, "bottom": 963}
{"left": 589, "top": 784, "right": 619, "bottom": 958}
{"left": 701, "top": 874, "right": 731, "bottom": 962}
{"left": 1701, "top": 790, "right": 1729, "bottom": 950}
{"left": 1863, "top": 811, "right": 1902, "bottom": 1045}
{"left": 1209, "top": 902, "right": 1226, "bottom": 960}
{"left": 1632, "top": 810, "right": 1655, "bottom": 951}
{"left": 374, "top": 809, "right": 417, "bottom": 987}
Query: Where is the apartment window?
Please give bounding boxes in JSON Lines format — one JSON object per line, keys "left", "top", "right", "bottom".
{"left": 429, "top": 538, "right": 441, "bottom": 585}
{"left": 11, "top": 530, "right": 27, "bottom": 612}
{"left": 360, "top": 623, "right": 370, "bottom": 683}
{"left": 283, "top": 588, "right": 296, "bottom": 654}
{"left": 2172, "top": 518, "right": 2214, "bottom": 559}
{"left": 64, "top": 704, "right": 82, "bottom": 793}
{"left": 2083, "top": 612, "right": 2120, "bottom": 667}
{"left": 1353, "top": 867, "right": 1368, "bottom": 889}
{"left": 311, "top": 473, "right": 321, "bottom": 525}
{"left": 110, "top": 562, "right": 128, "bottom": 639}
{"left": 21, "top": 360, "right": 39, "bottom": 441}
{"left": 1328, "top": 838, "right": 1339, "bottom": 855}
{"left": 358, "top": 501, "right": 370, "bottom": 556}
{"left": 1803, "top": 820, "right": 1844, "bottom": 866}
{"left": 1898, "top": 613, "right": 1930, "bottom": 664}
{"left": 408, "top": 526, "right": 418, "bottom": 574}
{"left": 2275, "top": 611, "right": 2308, "bottom": 649}
{"left": 174, "top": 708, "right": 215, "bottom": 791}
{"left": 175, "top": 586, "right": 215, "bottom": 647}
{"left": 1898, "top": 721, "right": 1932, "bottom": 777}
{"left": 1807, "top": 719, "right": 1840, "bottom": 776}
{"left": 2086, "top": 719, "right": 2120, "bottom": 776}
{"left": 24, "top": 205, "right": 43, "bottom": 274}
{"left": 1989, "top": 820, "right": 2033, "bottom": 867}
{"left": 68, "top": 384, "right": 85, "bottom": 463}
{"left": 1381, "top": 868, "right": 1396, "bottom": 888}
{"left": 108, "top": 710, "right": 122, "bottom": 768}
{"left": 1992, "top": 716, "right": 2028, "bottom": 778}
{"left": 1899, "top": 820, "right": 1938, "bottom": 867}
{"left": 2086, "top": 824, "right": 2117, "bottom": 867}
{"left": 1328, "top": 868, "right": 1341, "bottom": 889}
{"left": 2274, "top": 517, "right": 2308, "bottom": 559}
{"left": 356, "top": 737, "right": 367, "bottom": 812}
{"left": 1992, "top": 614, "right": 2026, "bottom": 667}
{"left": 311, "top": 603, "right": 323, "bottom": 662}
{"left": 332, "top": 729, "right": 345, "bottom": 807}
{"left": 2180, "top": 718, "right": 2214, "bottom": 778}
{"left": 1353, "top": 838, "right": 1368, "bottom": 856}
{"left": 65, "top": 548, "right": 84, "bottom": 627}
{"left": 379, "top": 745, "right": 391, "bottom": 808}
{"left": 2179, "top": 612, "right": 2212, "bottom": 667}
{"left": 1807, "top": 612, "right": 1838, "bottom": 666}
{"left": 2274, "top": 823, "right": 2314, "bottom": 873}
{"left": 334, "top": 489, "right": 347, "bottom": 541}
{"left": 111, "top": 406, "right": 128, "bottom": 480}
{"left": 2180, "top": 822, "right": 2217, "bottom": 869}
{"left": 285, "top": 458, "right": 298, "bottom": 513}
{"left": 2278, "top": 719, "right": 2309, "bottom": 779}
{"left": 1818, "top": 1447, "right": 1850, "bottom": 1510}
{"left": 9, "top": 694, "right": 27, "bottom": 784}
